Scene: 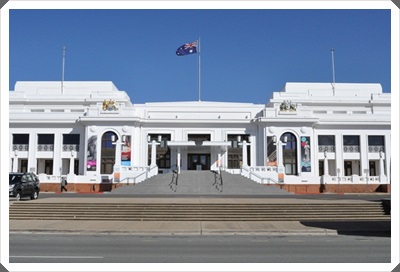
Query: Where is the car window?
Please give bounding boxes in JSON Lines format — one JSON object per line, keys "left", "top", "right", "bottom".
{"left": 9, "top": 174, "right": 22, "bottom": 184}
{"left": 30, "top": 173, "right": 39, "bottom": 182}
{"left": 26, "top": 174, "right": 33, "bottom": 182}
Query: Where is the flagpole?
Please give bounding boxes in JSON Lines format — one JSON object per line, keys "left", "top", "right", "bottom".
{"left": 198, "top": 37, "right": 201, "bottom": 102}
{"left": 331, "top": 48, "right": 336, "bottom": 95}
{"left": 62, "top": 46, "right": 66, "bottom": 94}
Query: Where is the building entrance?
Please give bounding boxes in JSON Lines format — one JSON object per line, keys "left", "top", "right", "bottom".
{"left": 188, "top": 154, "right": 210, "bottom": 170}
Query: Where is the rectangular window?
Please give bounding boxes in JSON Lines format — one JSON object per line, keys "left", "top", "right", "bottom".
{"left": 318, "top": 135, "right": 335, "bottom": 146}
{"left": 63, "top": 134, "right": 80, "bottom": 144}
{"left": 343, "top": 136, "right": 360, "bottom": 153}
{"left": 188, "top": 134, "right": 211, "bottom": 141}
{"left": 20, "top": 159, "right": 28, "bottom": 173}
{"left": 13, "top": 134, "right": 29, "bottom": 144}
{"left": 368, "top": 136, "right": 384, "bottom": 146}
{"left": 63, "top": 134, "right": 80, "bottom": 152}
{"left": 37, "top": 134, "right": 55, "bottom": 152}
{"left": 368, "top": 135, "right": 385, "bottom": 153}
{"left": 319, "top": 161, "right": 324, "bottom": 176}
{"left": 44, "top": 160, "right": 53, "bottom": 175}
{"left": 318, "top": 135, "right": 335, "bottom": 153}
{"left": 38, "top": 134, "right": 55, "bottom": 144}
{"left": 343, "top": 136, "right": 360, "bottom": 146}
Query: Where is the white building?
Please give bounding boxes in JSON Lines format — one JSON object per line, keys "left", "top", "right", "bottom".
{"left": 9, "top": 81, "right": 391, "bottom": 193}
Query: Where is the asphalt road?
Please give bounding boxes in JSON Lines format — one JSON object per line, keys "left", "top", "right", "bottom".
{"left": 9, "top": 233, "right": 390, "bottom": 263}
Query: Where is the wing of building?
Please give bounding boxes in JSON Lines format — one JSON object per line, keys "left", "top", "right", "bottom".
{"left": 9, "top": 81, "right": 391, "bottom": 193}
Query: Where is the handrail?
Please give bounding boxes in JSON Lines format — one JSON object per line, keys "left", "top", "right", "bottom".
{"left": 242, "top": 166, "right": 281, "bottom": 185}
{"left": 169, "top": 164, "right": 179, "bottom": 192}
{"left": 211, "top": 167, "right": 223, "bottom": 192}
{"left": 117, "top": 176, "right": 136, "bottom": 186}
{"left": 114, "top": 165, "right": 157, "bottom": 186}
{"left": 250, "top": 171, "right": 279, "bottom": 185}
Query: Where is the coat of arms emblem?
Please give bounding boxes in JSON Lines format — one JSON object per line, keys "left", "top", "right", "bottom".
{"left": 102, "top": 99, "right": 119, "bottom": 111}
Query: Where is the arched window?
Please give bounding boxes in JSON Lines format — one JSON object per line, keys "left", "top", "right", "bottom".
{"left": 101, "top": 131, "right": 117, "bottom": 174}
{"left": 281, "top": 132, "right": 297, "bottom": 175}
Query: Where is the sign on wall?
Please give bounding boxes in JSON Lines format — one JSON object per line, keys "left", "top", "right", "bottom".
{"left": 87, "top": 135, "right": 97, "bottom": 171}
{"left": 300, "top": 136, "right": 311, "bottom": 172}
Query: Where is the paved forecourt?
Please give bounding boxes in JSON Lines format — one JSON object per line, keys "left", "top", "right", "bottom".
{"left": 8, "top": 172, "right": 390, "bottom": 236}
{"left": 9, "top": 196, "right": 390, "bottom": 236}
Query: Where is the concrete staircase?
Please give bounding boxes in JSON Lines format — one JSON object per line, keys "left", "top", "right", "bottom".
{"left": 9, "top": 200, "right": 390, "bottom": 221}
{"left": 111, "top": 170, "right": 291, "bottom": 195}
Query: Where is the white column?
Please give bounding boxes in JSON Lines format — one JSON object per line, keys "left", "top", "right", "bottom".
{"left": 242, "top": 140, "right": 248, "bottom": 167}
{"left": 359, "top": 134, "right": 368, "bottom": 178}
{"left": 218, "top": 152, "right": 222, "bottom": 173}
{"left": 13, "top": 151, "right": 18, "bottom": 172}
{"left": 323, "top": 152, "right": 329, "bottom": 177}
{"left": 335, "top": 134, "right": 343, "bottom": 178}
{"left": 29, "top": 133, "right": 37, "bottom": 173}
{"left": 277, "top": 141, "right": 284, "bottom": 170}
{"left": 53, "top": 132, "right": 62, "bottom": 176}
{"left": 115, "top": 141, "right": 122, "bottom": 167}
{"left": 150, "top": 140, "right": 157, "bottom": 166}
{"left": 69, "top": 151, "right": 75, "bottom": 174}
{"left": 177, "top": 147, "right": 181, "bottom": 174}
{"left": 379, "top": 151, "right": 385, "bottom": 179}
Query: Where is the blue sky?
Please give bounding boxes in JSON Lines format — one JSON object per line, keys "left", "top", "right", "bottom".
{"left": 9, "top": 9, "right": 391, "bottom": 104}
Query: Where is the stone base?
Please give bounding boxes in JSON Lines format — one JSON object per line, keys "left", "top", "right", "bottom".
{"left": 278, "top": 184, "right": 391, "bottom": 194}
{"left": 39, "top": 182, "right": 128, "bottom": 193}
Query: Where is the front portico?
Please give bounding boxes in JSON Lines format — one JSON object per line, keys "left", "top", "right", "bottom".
{"left": 166, "top": 140, "right": 232, "bottom": 171}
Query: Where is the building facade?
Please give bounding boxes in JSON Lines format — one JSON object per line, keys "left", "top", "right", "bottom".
{"left": 9, "top": 81, "right": 391, "bottom": 193}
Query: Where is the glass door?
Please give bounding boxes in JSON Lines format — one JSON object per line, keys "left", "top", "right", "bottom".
{"left": 188, "top": 154, "right": 210, "bottom": 170}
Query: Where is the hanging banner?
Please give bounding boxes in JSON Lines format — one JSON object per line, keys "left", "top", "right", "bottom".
{"left": 121, "top": 135, "right": 131, "bottom": 166}
{"left": 87, "top": 135, "right": 97, "bottom": 171}
{"left": 301, "top": 136, "right": 311, "bottom": 172}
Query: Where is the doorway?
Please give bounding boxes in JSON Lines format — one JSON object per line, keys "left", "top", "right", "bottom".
{"left": 188, "top": 154, "right": 210, "bottom": 170}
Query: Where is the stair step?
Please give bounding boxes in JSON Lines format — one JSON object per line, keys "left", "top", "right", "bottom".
{"left": 10, "top": 200, "right": 389, "bottom": 221}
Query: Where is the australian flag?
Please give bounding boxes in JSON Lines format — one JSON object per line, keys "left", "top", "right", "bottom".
{"left": 176, "top": 41, "right": 198, "bottom": 56}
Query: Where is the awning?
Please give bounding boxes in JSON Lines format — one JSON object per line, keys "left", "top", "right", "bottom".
{"left": 167, "top": 141, "right": 232, "bottom": 147}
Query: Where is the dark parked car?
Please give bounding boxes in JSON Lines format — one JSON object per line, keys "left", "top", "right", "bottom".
{"left": 9, "top": 173, "right": 40, "bottom": 201}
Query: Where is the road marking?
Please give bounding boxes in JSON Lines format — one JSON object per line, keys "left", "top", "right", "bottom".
{"left": 287, "top": 240, "right": 305, "bottom": 243}
{"left": 10, "top": 256, "right": 103, "bottom": 259}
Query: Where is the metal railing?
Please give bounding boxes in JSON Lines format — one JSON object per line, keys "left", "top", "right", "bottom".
{"left": 169, "top": 164, "right": 179, "bottom": 192}
{"left": 242, "top": 166, "right": 281, "bottom": 185}
{"left": 211, "top": 167, "right": 223, "bottom": 192}
{"left": 113, "top": 165, "right": 157, "bottom": 188}
{"left": 250, "top": 170, "right": 279, "bottom": 185}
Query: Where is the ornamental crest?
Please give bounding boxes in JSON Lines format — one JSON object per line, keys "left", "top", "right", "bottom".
{"left": 102, "top": 99, "right": 119, "bottom": 111}
{"left": 279, "top": 100, "right": 297, "bottom": 112}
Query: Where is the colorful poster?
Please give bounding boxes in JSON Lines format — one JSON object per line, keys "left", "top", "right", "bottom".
{"left": 301, "top": 136, "right": 311, "bottom": 172}
{"left": 121, "top": 135, "right": 131, "bottom": 166}
{"left": 87, "top": 135, "right": 97, "bottom": 171}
